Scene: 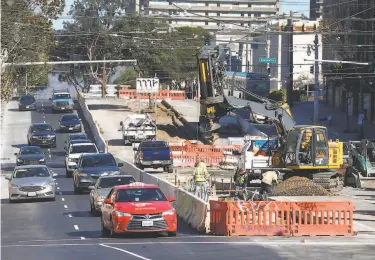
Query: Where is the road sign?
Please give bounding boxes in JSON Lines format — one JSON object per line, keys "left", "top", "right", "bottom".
{"left": 259, "top": 57, "right": 276, "bottom": 63}
{"left": 136, "top": 78, "right": 159, "bottom": 94}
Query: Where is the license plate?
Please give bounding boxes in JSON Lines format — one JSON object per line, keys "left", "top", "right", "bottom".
{"left": 42, "top": 141, "right": 47, "bottom": 143}
{"left": 61, "top": 107, "right": 65, "bottom": 110}
{"left": 153, "top": 161, "right": 161, "bottom": 164}
{"left": 142, "top": 220, "right": 153, "bottom": 227}
{"left": 69, "top": 127, "right": 73, "bottom": 130}
{"left": 26, "top": 106, "right": 29, "bottom": 108}
{"left": 27, "top": 192, "right": 37, "bottom": 197}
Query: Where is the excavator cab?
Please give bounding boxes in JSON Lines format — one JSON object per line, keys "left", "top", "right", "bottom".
{"left": 283, "top": 126, "right": 330, "bottom": 168}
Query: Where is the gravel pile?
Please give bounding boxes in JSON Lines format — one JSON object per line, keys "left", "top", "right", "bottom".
{"left": 274, "top": 176, "right": 333, "bottom": 196}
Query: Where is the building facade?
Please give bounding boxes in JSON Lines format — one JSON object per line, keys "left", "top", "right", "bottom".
{"left": 310, "top": 0, "right": 323, "bottom": 20}
{"left": 130, "top": 0, "right": 280, "bottom": 31}
{"left": 323, "top": 0, "right": 375, "bottom": 123}
{"left": 249, "top": 20, "right": 322, "bottom": 91}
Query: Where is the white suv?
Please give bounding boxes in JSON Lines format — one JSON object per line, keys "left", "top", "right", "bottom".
{"left": 65, "top": 142, "right": 98, "bottom": 177}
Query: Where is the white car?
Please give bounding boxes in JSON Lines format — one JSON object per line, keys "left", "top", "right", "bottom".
{"left": 65, "top": 142, "right": 99, "bottom": 177}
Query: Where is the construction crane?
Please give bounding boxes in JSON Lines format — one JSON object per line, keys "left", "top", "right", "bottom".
{"left": 345, "top": 140, "right": 375, "bottom": 189}
{"left": 197, "top": 43, "right": 345, "bottom": 192}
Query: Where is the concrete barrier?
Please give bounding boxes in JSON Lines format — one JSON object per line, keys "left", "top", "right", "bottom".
{"left": 77, "top": 93, "right": 210, "bottom": 233}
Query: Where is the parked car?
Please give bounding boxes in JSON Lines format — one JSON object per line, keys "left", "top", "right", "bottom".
{"left": 6, "top": 165, "right": 58, "bottom": 203}
{"left": 65, "top": 142, "right": 99, "bottom": 177}
{"left": 18, "top": 94, "right": 36, "bottom": 111}
{"left": 89, "top": 175, "right": 136, "bottom": 215}
{"left": 27, "top": 123, "right": 56, "bottom": 148}
{"left": 72, "top": 153, "right": 124, "bottom": 194}
{"left": 101, "top": 182, "right": 177, "bottom": 237}
{"left": 15, "top": 146, "right": 46, "bottom": 166}
{"left": 59, "top": 114, "right": 82, "bottom": 132}
{"left": 134, "top": 141, "right": 173, "bottom": 173}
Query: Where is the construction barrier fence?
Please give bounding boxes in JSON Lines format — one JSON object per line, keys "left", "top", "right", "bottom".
{"left": 119, "top": 89, "right": 186, "bottom": 100}
{"left": 210, "top": 200, "right": 355, "bottom": 237}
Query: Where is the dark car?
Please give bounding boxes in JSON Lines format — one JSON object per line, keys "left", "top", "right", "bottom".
{"left": 134, "top": 140, "right": 173, "bottom": 173}
{"left": 18, "top": 94, "right": 36, "bottom": 111}
{"left": 73, "top": 153, "right": 124, "bottom": 194}
{"left": 27, "top": 123, "right": 56, "bottom": 148}
{"left": 59, "top": 114, "right": 82, "bottom": 132}
{"left": 15, "top": 146, "right": 46, "bottom": 166}
{"left": 64, "top": 138, "right": 91, "bottom": 152}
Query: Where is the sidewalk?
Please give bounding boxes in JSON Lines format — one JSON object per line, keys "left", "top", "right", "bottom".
{"left": 291, "top": 101, "right": 375, "bottom": 141}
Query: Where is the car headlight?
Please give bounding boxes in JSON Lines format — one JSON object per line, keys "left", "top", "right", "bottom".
{"left": 114, "top": 210, "right": 131, "bottom": 217}
{"left": 17, "top": 159, "right": 23, "bottom": 162}
{"left": 110, "top": 171, "right": 120, "bottom": 175}
{"left": 69, "top": 158, "right": 76, "bottom": 162}
{"left": 39, "top": 158, "right": 45, "bottom": 162}
{"left": 75, "top": 124, "right": 81, "bottom": 127}
{"left": 32, "top": 136, "right": 38, "bottom": 139}
{"left": 162, "top": 208, "right": 176, "bottom": 216}
{"left": 77, "top": 172, "right": 88, "bottom": 177}
{"left": 47, "top": 135, "right": 55, "bottom": 138}
{"left": 43, "top": 181, "right": 55, "bottom": 188}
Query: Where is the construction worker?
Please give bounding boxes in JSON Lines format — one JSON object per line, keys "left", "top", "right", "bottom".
{"left": 192, "top": 160, "right": 209, "bottom": 201}
{"left": 260, "top": 170, "right": 279, "bottom": 196}
{"left": 233, "top": 168, "right": 247, "bottom": 201}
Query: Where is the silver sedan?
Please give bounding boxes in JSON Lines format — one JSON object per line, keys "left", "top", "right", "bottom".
{"left": 6, "top": 165, "right": 58, "bottom": 203}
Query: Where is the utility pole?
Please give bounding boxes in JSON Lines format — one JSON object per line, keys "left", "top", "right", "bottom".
{"left": 25, "top": 72, "right": 28, "bottom": 95}
{"left": 245, "top": 37, "right": 249, "bottom": 72}
{"left": 266, "top": 23, "right": 271, "bottom": 74}
{"left": 313, "top": 34, "right": 319, "bottom": 124}
{"left": 102, "top": 59, "right": 107, "bottom": 98}
{"left": 286, "top": 18, "right": 294, "bottom": 107}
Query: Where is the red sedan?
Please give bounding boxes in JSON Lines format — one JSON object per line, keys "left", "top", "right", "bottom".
{"left": 100, "top": 182, "right": 177, "bottom": 237}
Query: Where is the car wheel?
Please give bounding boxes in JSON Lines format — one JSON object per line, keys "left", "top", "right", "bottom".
{"left": 109, "top": 218, "right": 117, "bottom": 237}
{"left": 101, "top": 217, "right": 110, "bottom": 237}
{"left": 28, "top": 140, "right": 31, "bottom": 146}
{"left": 167, "top": 165, "right": 174, "bottom": 173}
{"left": 167, "top": 231, "right": 177, "bottom": 237}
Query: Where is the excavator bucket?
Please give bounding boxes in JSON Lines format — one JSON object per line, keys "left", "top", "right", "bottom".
{"left": 358, "top": 177, "right": 375, "bottom": 189}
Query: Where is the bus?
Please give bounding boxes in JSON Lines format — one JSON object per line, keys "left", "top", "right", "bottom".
{"left": 224, "top": 71, "right": 271, "bottom": 98}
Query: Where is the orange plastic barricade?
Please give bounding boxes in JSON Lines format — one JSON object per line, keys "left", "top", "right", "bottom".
{"left": 118, "top": 89, "right": 186, "bottom": 100}
{"left": 289, "top": 201, "right": 355, "bottom": 236}
{"left": 210, "top": 201, "right": 291, "bottom": 236}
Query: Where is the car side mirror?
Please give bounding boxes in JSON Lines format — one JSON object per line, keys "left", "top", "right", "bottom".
{"left": 88, "top": 186, "right": 95, "bottom": 190}
{"left": 79, "top": 119, "right": 82, "bottom": 121}
{"left": 118, "top": 162, "right": 124, "bottom": 167}
{"left": 5, "top": 176, "right": 11, "bottom": 180}
{"left": 120, "top": 121, "right": 123, "bottom": 126}
{"left": 133, "top": 147, "right": 137, "bottom": 151}
{"left": 104, "top": 198, "right": 112, "bottom": 204}
{"left": 167, "top": 196, "right": 176, "bottom": 202}
{"left": 14, "top": 153, "right": 17, "bottom": 156}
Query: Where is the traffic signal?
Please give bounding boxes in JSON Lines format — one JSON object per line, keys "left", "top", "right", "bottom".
{"left": 267, "top": 67, "right": 271, "bottom": 75}
{"left": 204, "top": 37, "right": 210, "bottom": 46}
{"left": 310, "top": 65, "right": 314, "bottom": 74}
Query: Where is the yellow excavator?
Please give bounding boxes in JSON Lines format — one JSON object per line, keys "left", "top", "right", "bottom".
{"left": 197, "top": 44, "right": 344, "bottom": 192}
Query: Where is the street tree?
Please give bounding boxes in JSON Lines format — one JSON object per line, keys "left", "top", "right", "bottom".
{"left": 1, "top": 0, "right": 65, "bottom": 100}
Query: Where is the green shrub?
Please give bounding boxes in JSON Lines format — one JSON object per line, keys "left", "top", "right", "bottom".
{"left": 268, "top": 89, "right": 286, "bottom": 102}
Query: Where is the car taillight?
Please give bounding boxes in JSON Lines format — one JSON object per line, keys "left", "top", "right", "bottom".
{"left": 140, "top": 152, "right": 143, "bottom": 160}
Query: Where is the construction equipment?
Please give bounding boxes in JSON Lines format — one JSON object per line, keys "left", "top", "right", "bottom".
{"left": 344, "top": 139, "right": 375, "bottom": 189}
{"left": 197, "top": 44, "right": 344, "bottom": 192}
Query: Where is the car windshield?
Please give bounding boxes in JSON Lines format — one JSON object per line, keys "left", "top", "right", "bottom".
{"left": 20, "top": 147, "right": 43, "bottom": 155}
{"left": 20, "top": 96, "right": 35, "bottom": 102}
{"left": 70, "top": 134, "right": 87, "bottom": 140}
{"left": 115, "top": 188, "right": 167, "bottom": 202}
{"left": 54, "top": 94, "right": 70, "bottom": 99}
{"left": 62, "top": 115, "right": 78, "bottom": 121}
{"left": 81, "top": 155, "right": 116, "bottom": 167}
{"left": 98, "top": 177, "right": 135, "bottom": 189}
{"left": 33, "top": 125, "right": 52, "bottom": 132}
{"left": 71, "top": 145, "right": 97, "bottom": 154}
{"left": 13, "top": 168, "right": 50, "bottom": 178}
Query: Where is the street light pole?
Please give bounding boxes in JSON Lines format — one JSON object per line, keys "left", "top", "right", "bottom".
{"left": 313, "top": 34, "right": 319, "bottom": 124}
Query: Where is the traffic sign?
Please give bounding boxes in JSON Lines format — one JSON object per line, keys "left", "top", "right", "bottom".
{"left": 259, "top": 57, "right": 276, "bottom": 63}
{"left": 136, "top": 78, "right": 160, "bottom": 94}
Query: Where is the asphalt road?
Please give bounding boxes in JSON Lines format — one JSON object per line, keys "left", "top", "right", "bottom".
{"left": 2, "top": 89, "right": 375, "bottom": 259}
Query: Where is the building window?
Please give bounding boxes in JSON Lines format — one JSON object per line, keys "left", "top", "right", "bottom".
{"left": 241, "top": 13, "right": 244, "bottom": 17}
{"left": 205, "top": 21, "right": 208, "bottom": 25}
{"left": 255, "top": 13, "right": 261, "bottom": 18}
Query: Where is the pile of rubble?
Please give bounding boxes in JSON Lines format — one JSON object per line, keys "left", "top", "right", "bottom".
{"left": 274, "top": 176, "right": 334, "bottom": 196}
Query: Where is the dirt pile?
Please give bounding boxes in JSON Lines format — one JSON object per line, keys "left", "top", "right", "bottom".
{"left": 274, "top": 176, "right": 333, "bottom": 196}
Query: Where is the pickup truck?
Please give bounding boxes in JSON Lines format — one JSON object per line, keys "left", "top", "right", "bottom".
{"left": 119, "top": 114, "right": 157, "bottom": 145}
{"left": 133, "top": 140, "right": 174, "bottom": 173}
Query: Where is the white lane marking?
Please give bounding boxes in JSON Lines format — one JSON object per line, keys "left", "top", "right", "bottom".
{"left": 44, "top": 120, "right": 46, "bottom": 123}
{"left": 59, "top": 192, "right": 62, "bottom": 195}
{"left": 61, "top": 198, "right": 65, "bottom": 202}
{"left": 64, "top": 205, "right": 68, "bottom": 209}
{"left": 48, "top": 149, "right": 50, "bottom": 152}
{"left": 42, "top": 104, "right": 44, "bottom": 107}
{"left": 57, "top": 187, "right": 60, "bottom": 190}
{"left": 49, "top": 154, "right": 52, "bottom": 158}
{"left": 100, "top": 244, "right": 152, "bottom": 260}
{"left": 17, "top": 238, "right": 111, "bottom": 243}
{"left": 74, "top": 225, "right": 79, "bottom": 230}
{"left": 55, "top": 182, "right": 58, "bottom": 185}
{"left": 68, "top": 214, "right": 73, "bottom": 218}
{"left": 81, "top": 237, "right": 85, "bottom": 240}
